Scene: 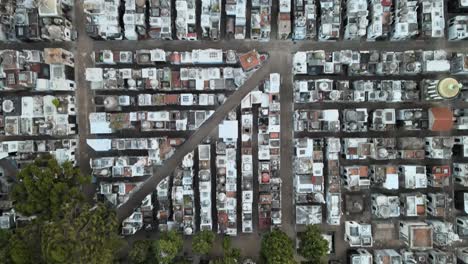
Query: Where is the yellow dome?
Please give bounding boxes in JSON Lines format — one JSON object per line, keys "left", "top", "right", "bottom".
{"left": 437, "top": 78, "right": 461, "bottom": 99}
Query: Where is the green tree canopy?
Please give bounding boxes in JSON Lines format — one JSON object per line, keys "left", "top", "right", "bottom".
{"left": 0, "top": 229, "right": 11, "bottom": 262}
{"left": 129, "top": 240, "right": 151, "bottom": 264}
{"left": 4, "top": 157, "right": 123, "bottom": 264}
{"left": 9, "top": 221, "right": 43, "bottom": 264}
{"left": 192, "top": 230, "right": 215, "bottom": 256}
{"left": 260, "top": 229, "right": 296, "bottom": 264}
{"left": 51, "top": 98, "right": 60, "bottom": 108}
{"left": 41, "top": 203, "right": 122, "bottom": 264}
{"left": 152, "top": 230, "right": 183, "bottom": 264}
{"left": 11, "top": 156, "right": 90, "bottom": 219}
{"left": 298, "top": 225, "right": 329, "bottom": 263}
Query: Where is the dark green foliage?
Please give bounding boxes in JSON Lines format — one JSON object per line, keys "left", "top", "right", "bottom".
{"left": 129, "top": 240, "right": 151, "bottom": 264}
{"left": 260, "top": 229, "right": 296, "bottom": 264}
{"left": 298, "top": 225, "right": 328, "bottom": 263}
{"left": 222, "top": 236, "right": 231, "bottom": 253}
{"left": 0, "top": 229, "right": 11, "bottom": 262}
{"left": 9, "top": 222, "right": 43, "bottom": 264}
{"left": 51, "top": 98, "right": 60, "bottom": 108}
{"left": 11, "top": 156, "right": 90, "bottom": 219}
{"left": 129, "top": 231, "right": 183, "bottom": 264}
{"left": 4, "top": 157, "right": 122, "bottom": 264}
{"left": 152, "top": 230, "right": 184, "bottom": 264}
{"left": 192, "top": 230, "right": 215, "bottom": 256}
{"left": 41, "top": 203, "right": 122, "bottom": 264}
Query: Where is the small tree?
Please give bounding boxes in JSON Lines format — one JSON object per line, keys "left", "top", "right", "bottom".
{"left": 51, "top": 98, "right": 60, "bottom": 108}
{"left": 129, "top": 240, "right": 151, "bottom": 264}
{"left": 260, "top": 229, "right": 296, "bottom": 264}
{"left": 222, "top": 236, "right": 231, "bottom": 253}
{"left": 192, "top": 230, "right": 214, "bottom": 256}
{"left": 298, "top": 225, "right": 329, "bottom": 263}
{"left": 152, "top": 230, "right": 183, "bottom": 264}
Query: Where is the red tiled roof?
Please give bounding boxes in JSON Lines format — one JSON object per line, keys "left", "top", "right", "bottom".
{"left": 125, "top": 184, "right": 136, "bottom": 194}
{"left": 171, "top": 71, "right": 181, "bottom": 88}
{"left": 261, "top": 172, "right": 270, "bottom": 183}
{"left": 170, "top": 52, "right": 181, "bottom": 64}
{"left": 164, "top": 94, "right": 179, "bottom": 105}
{"left": 239, "top": 50, "right": 260, "bottom": 71}
{"left": 429, "top": 107, "right": 453, "bottom": 132}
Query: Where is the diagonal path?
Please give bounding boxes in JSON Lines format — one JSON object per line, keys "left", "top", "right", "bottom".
{"left": 117, "top": 59, "right": 274, "bottom": 221}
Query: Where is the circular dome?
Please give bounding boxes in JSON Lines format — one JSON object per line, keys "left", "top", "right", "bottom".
{"left": 414, "top": 111, "right": 422, "bottom": 119}
{"left": 348, "top": 122, "right": 358, "bottom": 131}
{"left": 127, "top": 79, "right": 136, "bottom": 87}
{"left": 345, "top": 110, "right": 358, "bottom": 121}
{"left": 437, "top": 77, "right": 461, "bottom": 99}
{"left": 150, "top": 79, "right": 159, "bottom": 89}
{"left": 184, "top": 227, "right": 193, "bottom": 235}
{"left": 103, "top": 97, "right": 118, "bottom": 110}
{"left": 2, "top": 100, "right": 14, "bottom": 113}
{"left": 378, "top": 148, "right": 388, "bottom": 158}
{"left": 404, "top": 111, "right": 414, "bottom": 120}
{"left": 370, "top": 52, "right": 379, "bottom": 61}
{"left": 406, "top": 62, "right": 416, "bottom": 72}
{"left": 141, "top": 121, "right": 152, "bottom": 129}
{"left": 218, "top": 193, "right": 226, "bottom": 202}
{"left": 313, "top": 52, "right": 325, "bottom": 60}
{"left": 318, "top": 81, "right": 329, "bottom": 91}
{"left": 329, "top": 90, "right": 341, "bottom": 101}
{"left": 154, "top": 122, "right": 163, "bottom": 128}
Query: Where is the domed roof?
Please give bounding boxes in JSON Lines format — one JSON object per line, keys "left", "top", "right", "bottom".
{"left": 437, "top": 78, "right": 461, "bottom": 99}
